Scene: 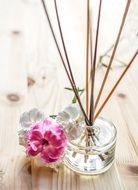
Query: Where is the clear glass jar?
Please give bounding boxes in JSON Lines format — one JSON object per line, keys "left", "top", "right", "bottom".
{"left": 64, "top": 117, "right": 117, "bottom": 175}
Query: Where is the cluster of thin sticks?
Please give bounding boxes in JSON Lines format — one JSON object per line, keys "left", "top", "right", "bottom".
{"left": 41, "top": 0, "right": 137, "bottom": 127}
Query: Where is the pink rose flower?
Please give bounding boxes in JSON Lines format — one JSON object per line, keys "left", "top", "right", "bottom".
{"left": 26, "top": 118, "right": 67, "bottom": 163}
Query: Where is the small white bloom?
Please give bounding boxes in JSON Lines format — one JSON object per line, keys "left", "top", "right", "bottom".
{"left": 56, "top": 104, "right": 85, "bottom": 140}
{"left": 20, "top": 108, "right": 44, "bottom": 129}
{"left": 19, "top": 108, "right": 44, "bottom": 146}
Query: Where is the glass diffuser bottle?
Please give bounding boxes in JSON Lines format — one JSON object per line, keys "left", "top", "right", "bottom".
{"left": 57, "top": 105, "right": 117, "bottom": 175}
{"left": 64, "top": 117, "right": 117, "bottom": 175}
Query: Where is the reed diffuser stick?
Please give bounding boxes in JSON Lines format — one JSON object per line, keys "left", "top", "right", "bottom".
{"left": 54, "top": 0, "right": 76, "bottom": 87}
{"left": 89, "top": 0, "right": 102, "bottom": 125}
{"left": 54, "top": 0, "right": 91, "bottom": 124}
{"left": 87, "top": 11, "right": 93, "bottom": 98}
{"left": 86, "top": 10, "right": 93, "bottom": 88}
{"left": 90, "top": 11, "right": 93, "bottom": 80}
{"left": 54, "top": 0, "right": 88, "bottom": 120}
{"left": 94, "top": 51, "right": 138, "bottom": 120}
{"left": 94, "top": 0, "right": 131, "bottom": 111}
{"left": 86, "top": 0, "right": 90, "bottom": 115}
{"left": 53, "top": 0, "right": 90, "bottom": 123}
{"left": 41, "top": 0, "right": 89, "bottom": 124}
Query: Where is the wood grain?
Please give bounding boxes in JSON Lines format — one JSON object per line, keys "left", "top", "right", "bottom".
{"left": 0, "top": 0, "right": 137, "bottom": 189}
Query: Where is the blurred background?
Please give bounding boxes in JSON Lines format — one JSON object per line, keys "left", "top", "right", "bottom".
{"left": 0, "top": 0, "right": 137, "bottom": 114}
{"left": 0, "top": 1, "right": 138, "bottom": 189}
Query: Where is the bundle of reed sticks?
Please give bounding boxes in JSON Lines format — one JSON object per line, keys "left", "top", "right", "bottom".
{"left": 41, "top": 0, "right": 137, "bottom": 127}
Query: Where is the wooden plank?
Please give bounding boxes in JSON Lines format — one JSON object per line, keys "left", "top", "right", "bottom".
{"left": 0, "top": 6, "right": 29, "bottom": 188}
{"left": 0, "top": 32, "right": 27, "bottom": 104}
{"left": 98, "top": 61, "right": 138, "bottom": 189}
{"left": 116, "top": 61, "right": 138, "bottom": 190}
{"left": 31, "top": 161, "right": 123, "bottom": 190}
{"left": 0, "top": 105, "right": 32, "bottom": 190}
{"left": 0, "top": 0, "right": 137, "bottom": 189}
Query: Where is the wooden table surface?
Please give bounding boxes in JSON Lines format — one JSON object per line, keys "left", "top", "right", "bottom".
{"left": 0, "top": 0, "right": 138, "bottom": 189}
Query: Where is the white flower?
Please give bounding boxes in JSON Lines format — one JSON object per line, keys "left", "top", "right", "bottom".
{"left": 20, "top": 108, "right": 44, "bottom": 128}
{"left": 56, "top": 105, "right": 85, "bottom": 140}
{"left": 18, "top": 108, "right": 44, "bottom": 146}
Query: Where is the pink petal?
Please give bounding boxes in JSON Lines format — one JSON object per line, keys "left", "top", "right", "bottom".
{"left": 27, "top": 140, "right": 43, "bottom": 156}
{"left": 47, "top": 146, "right": 62, "bottom": 158}
{"left": 44, "top": 130, "right": 52, "bottom": 140}
{"left": 40, "top": 145, "right": 65, "bottom": 163}
{"left": 50, "top": 134, "right": 63, "bottom": 147}
{"left": 28, "top": 130, "right": 42, "bottom": 141}
{"left": 27, "top": 144, "right": 42, "bottom": 156}
{"left": 44, "top": 127, "right": 67, "bottom": 147}
{"left": 40, "top": 151, "right": 58, "bottom": 163}
{"left": 31, "top": 124, "right": 40, "bottom": 130}
{"left": 43, "top": 118, "right": 52, "bottom": 126}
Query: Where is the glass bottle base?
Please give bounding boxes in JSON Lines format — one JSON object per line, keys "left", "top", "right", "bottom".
{"left": 64, "top": 117, "right": 117, "bottom": 175}
{"left": 64, "top": 158, "right": 115, "bottom": 175}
